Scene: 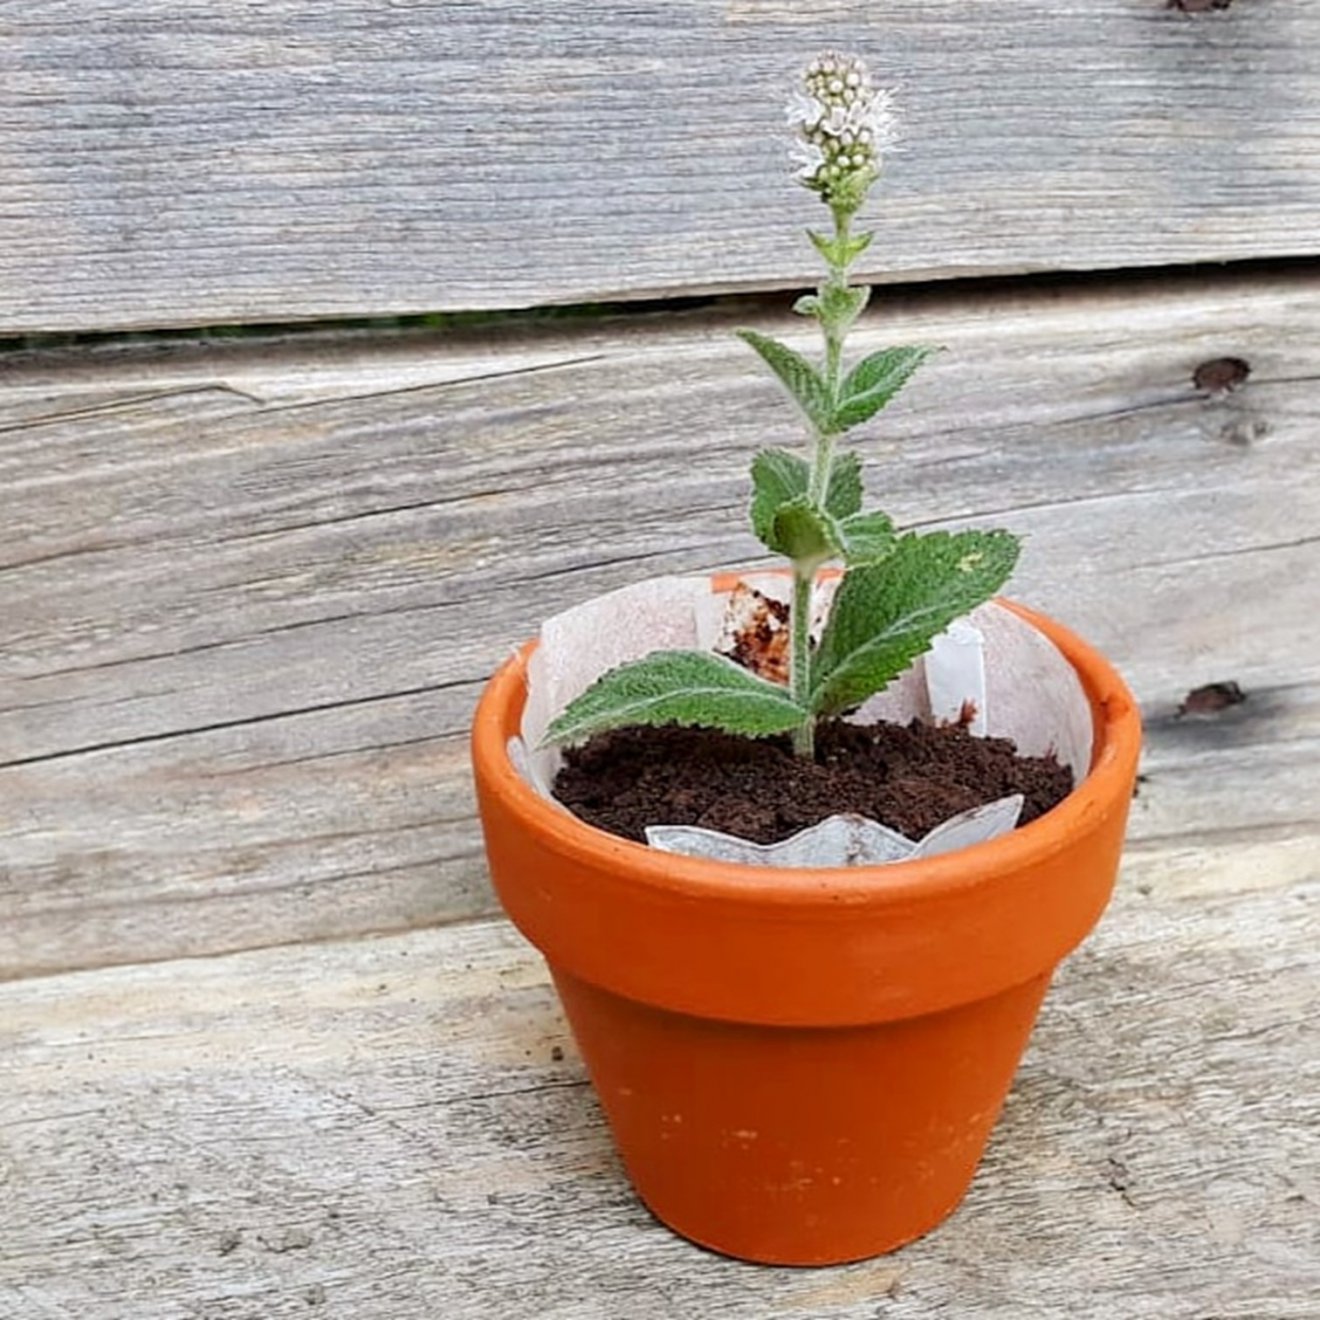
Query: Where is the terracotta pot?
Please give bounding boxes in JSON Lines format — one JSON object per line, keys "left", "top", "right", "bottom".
{"left": 471, "top": 591, "right": 1141, "bottom": 1265}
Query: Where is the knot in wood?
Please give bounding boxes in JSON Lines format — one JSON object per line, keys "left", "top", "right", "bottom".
{"left": 1193, "top": 356, "right": 1251, "bottom": 395}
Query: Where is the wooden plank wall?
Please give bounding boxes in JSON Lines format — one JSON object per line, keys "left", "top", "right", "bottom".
{"left": 2, "top": 1, "right": 1320, "bottom": 332}
{"left": 4, "top": 271, "right": 1319, "bottom": 979}
{"left": 3, "top": 4, "right": 1320, "bottom": 1315}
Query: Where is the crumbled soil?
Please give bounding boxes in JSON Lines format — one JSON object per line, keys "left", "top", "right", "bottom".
{"left": 553, "top": 720, "right": 1074, "bottom": 846}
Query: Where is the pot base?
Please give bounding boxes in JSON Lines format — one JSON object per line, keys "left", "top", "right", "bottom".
{"left": 553, "top": 966, "right": 1053, "bottom": 1266}
{"left": 633, "top": 1184, "right": 970, "bottom": 1268}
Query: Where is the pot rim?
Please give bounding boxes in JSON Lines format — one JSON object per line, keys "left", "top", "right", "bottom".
{"left": 472, "top": 592, "right": 1141, "bottom": 912}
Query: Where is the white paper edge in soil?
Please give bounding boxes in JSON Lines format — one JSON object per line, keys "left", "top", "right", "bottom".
{"left": 646, "top": 794, "right": 1024, "bottom": 866}
{"left": 927, "top": 617, "right": 988, "bottom": 735}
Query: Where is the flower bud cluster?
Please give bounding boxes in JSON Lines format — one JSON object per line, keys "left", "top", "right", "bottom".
{"left": 785, "top": 52, "right": 899, "bottom": 208}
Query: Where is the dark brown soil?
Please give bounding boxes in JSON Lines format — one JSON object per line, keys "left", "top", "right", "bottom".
{"left": 553, "top": 720, "right": 1074, "bottom": 846}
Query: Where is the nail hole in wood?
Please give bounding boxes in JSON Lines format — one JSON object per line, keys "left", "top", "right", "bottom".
{"left": 1193, "top": 356, "right": 1250, "bottom": 395}
{"left": 1177, "top": 681, "right": 1246, "bottom": 718}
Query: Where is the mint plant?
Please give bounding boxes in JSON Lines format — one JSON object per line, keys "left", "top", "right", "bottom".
{"left": 547, "top": 53, "right": 1019, "bottom": 758}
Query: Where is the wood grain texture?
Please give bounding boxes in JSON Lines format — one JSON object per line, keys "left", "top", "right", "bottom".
{"left": 4, "top": 1, "right": 1320, "bottom": 332}
{"left": 3, "top": 268, "right": 1319, "bottom": 979}
{"left": 1, "top": 855, "right": 1316, "bottom": 1319}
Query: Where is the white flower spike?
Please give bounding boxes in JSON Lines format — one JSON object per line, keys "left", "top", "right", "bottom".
{"left": 785, "top": 51, "right": 899, "bottom": 207}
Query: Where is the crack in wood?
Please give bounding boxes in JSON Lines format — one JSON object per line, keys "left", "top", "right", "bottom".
{"left": 515, "top": 538, "right": 737, "bottom": 585}
{"left": 19, "top": 606, "right": 435, "bottom": 682}
{"left": 1135, "top": 532, "right": 1320, "bottom": 570}
{"left": 0, "top": 384, "right": 266, "bottom": 435}
{"left": 0, "top": 909, "right": 508, "bottom": 988}
{"left": 457, "top": 1078, "right": 591, "bottom": 1106}
{"left": 244, "top": 352, "right": 611, "bottom": 419}
{"left": 0, "top": 491, "right": 512, "bottom": 578}
{"left": 1122, "top": 820, "right": 1320, "bottom": 852}
{"left": 3, "top": 849, "right": 486, "bottom": 926}
{"left": 904, "top": 483, "right": 1178, "bottom": 528}
{"left": 223, "top": 488, "right": 520, "bottom": 546}
{"left": 193, "top": 732, "right": 468, "bottom": 778}
{"left": 0, "top": 678, "right": 482, "bottom": 770}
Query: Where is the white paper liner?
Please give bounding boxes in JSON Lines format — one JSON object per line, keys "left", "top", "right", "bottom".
{"left": 510, "top": 573, "right": 1093, "bottom": 868}
{"left": 645, "top": 795, "right": 1024, "bottom": 866}
{"left": 927, "top": 618, "right": 988, "bottom": 736}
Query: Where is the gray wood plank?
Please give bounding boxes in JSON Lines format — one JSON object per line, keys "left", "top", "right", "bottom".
{"left": 3, "top": 1, "right": 1320, "bottom": 332}
{"left": 1, "top": 679, "right": 1313, "bottom": 983}
{"left": 1, "top": 853, "right": 1315, "bottom": 1319}
{"left": 2, "top": 269, "right": 1319, "bottom": 978}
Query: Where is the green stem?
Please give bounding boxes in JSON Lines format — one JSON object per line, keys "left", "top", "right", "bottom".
{"left": 786, "top": 209, "right": 860, "bottom": 760}
{"left": 822, "top": 206, "right": 852, "bottom": 392}
{"left": 808, "top": 431, "right": 835, "bottom": 504}
{"left": 809, "top": 206, "right": 855, "bottom": 502}
{"left": 791, "top": 209, "right": 860, "bottom": 760}
{"left": 790, "top": 567, "right": 814, "bottom": 758}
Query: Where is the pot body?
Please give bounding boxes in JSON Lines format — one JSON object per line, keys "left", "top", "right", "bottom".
{"left": 471, "top": 596, "right": 1141, "bottom": 1264}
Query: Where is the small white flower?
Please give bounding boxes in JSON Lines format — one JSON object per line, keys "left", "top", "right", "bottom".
{"left": 790, "top": 138, "right": 827, "bottom": 181}
{"left": 784, "top": 88, "right": 824, "bottom": 131}
{"left": 860, "top": 85, "right": 901, "bottom": 155}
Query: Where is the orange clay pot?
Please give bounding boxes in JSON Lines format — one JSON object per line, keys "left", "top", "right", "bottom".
{"left": 471, "top": 591, "right": 1141, "bottom": 1266}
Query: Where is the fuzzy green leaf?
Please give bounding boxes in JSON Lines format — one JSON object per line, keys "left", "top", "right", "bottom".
{"left": 792, "top": 293, "right": 822, "bottom": 318}
{"left": 737, "top": 330, "right": 832, "bottom": 433}
{"left": 836, "top": 510, "right": 896, "bottom": 565}
{"left": 750, "top": 448, "right": 863, "bottom": 552}
{"left": 807, "top": 229, "right": 840, "bottom": 265}
{"left": 811, "top": 530, "right": 1020, "bottom": 716}
{"left": 749, "top": 448, "right": 810, "bottom": 550}
{"left": 807, "top": 229, "right": 875, "bottom": 269}
{"left": 844, "top": 230, "right": 875, "bottom": 263}
{"left": 543, "top": 650, "right": 808, "bottom": 746}
{"left": 771, "top": 496, "right": 840, "bottom": 568}
{"left": 832, "top": 345, "right": 936, "bottom": 431}
{"left": 819, "top": 283, "right": 870, "bottom": 332}
{"left": 824, "top": 450, "right": 863, "bottom": 520}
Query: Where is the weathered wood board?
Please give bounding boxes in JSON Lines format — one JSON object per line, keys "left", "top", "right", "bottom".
{"left": 5, "top": 4, "right": 1318, "bottom": 1309}
{"left": 4, "top": 1, "right": 1320, "bottom": 332}
{"left": 1, "top": 856, "right": 1316, "bottom": 1319}
{"left": 3, "top": 270, "right": 1319, "bottom": 979}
